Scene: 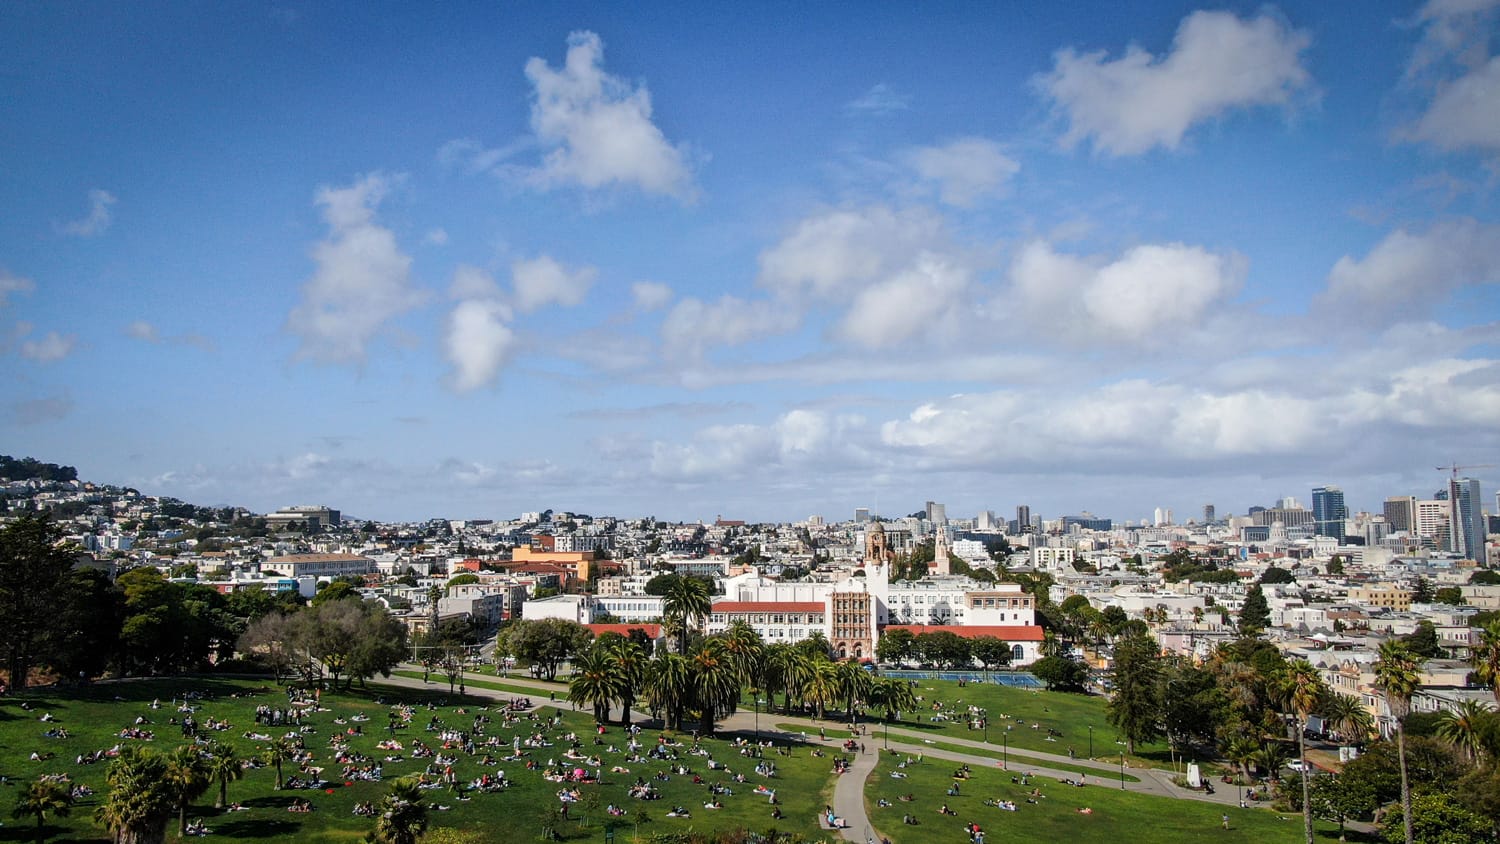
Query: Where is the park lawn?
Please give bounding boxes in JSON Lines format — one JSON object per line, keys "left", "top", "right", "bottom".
{"left": 769, "top": 724, "right": 1140, "bottom": 783}
{"left": 391, "top": 671, "right": 559, "bottom": 701}
{"left": 0, "top": 678, "right": 843, "bottom": 844}
{"left": 864, "top": 751, "right": 1344, "bottom": 844}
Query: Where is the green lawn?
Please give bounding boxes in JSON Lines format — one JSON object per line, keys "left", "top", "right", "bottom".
{"left": 0, "top": 678, "right": 843, "bottom": 843}
{"left": 864, "top": 751, "right": 1345, "bottom": 843}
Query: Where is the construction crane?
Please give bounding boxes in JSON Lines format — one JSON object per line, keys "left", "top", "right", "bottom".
{"left": 1437, "top": 462, "right": 1495, "bottom": 480}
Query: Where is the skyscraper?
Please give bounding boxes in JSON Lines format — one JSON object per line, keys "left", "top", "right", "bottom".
{"left": 1312, "top": 486, "right": 1347, "bottom": 540}
{"left": 1203, "top": 504, "right": 1215, "bottom": 524}
{"left": 1015, "top": 505, "right": 1031, "bottom": 534}
{"left": 1383, "top": 496, "right": 1417, "bottom": 534}
{"left": 854, "top": 507, "right": 870, "bottom": 523}
{"left": 1451, "top": 477, "right": 1486, "bottom": 561}
{"left": 925, "top": 501, "right": 947, "bottom": 525}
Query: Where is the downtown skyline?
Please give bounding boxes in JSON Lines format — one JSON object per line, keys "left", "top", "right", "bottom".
{"left": 2, "top": 1, "right": 1498, "bottom": 523}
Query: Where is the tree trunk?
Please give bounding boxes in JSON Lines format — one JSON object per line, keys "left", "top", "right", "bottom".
{"left": 179, "top": 803, "right": 189, "bottom": 837}
{"left": 1299, "top": 728, "right": 1312, "bottom": 844}
{"left": 1397, "top": 725, "right": 1413, "bottom": 844}
{"left": 620, "top": 693, "right": 633, "bottom": 727}
{"left": 218, "top": 778, "right": 227, "bottom": 810}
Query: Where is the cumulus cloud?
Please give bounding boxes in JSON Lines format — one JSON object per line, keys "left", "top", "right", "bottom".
{"left": 631, "top": 281, "right": 673, "bottom": 311}
{"left": 524, "top": 31, "right": 698, "bottom": 200}
{"left": 423, "top": 228, "right": 449, "bottom": 246}
{"left": 845, "top": 83, "right": 911, "bottom": 115}
{"left": 837, "top": 253, "right": 971, "bottom": 348}
{"left": 19, "top": 330, "right": 76, "bottom": 362}
{"left": 649, "top": 409, "right": 862, "bottom": 480}
{"left": 444, "top": 298, "right": 517, "bottom": 392}
{"left": 1037, "top": 10, "right": 1312, "bottom": 156}
{"left": 661, "top": 295, "right": 798, "bottom": 360}
{"left": 59, "top": 188, "right": 117, "bottom": 236}
{"left": 1318, "top": 219, "right": 1500, "bottom": 320}
{"left": 758, "top": 205, "right": 946, "bottom": 299}
{"left": 1409, "top": 57, "right": 1500, "bottom": 154}
{"left": 285, "top": 173, "right": 424, "bottom": 364}
{"left": 512, "top": 255, "right": 596, "bottom": 312}
{"left": 904, "top": 138, "right": 1019, "bottom": 207}
{"left": 1008, "top": 240, "right": 1245, "bottom": 343}
{"left": 0, "top": 270, "right": 35, "bottom": 308}
{"left": 125, "top": 320, "right": 160, "bottom": 343}
{"left": 448, "top": 264, "right": 502, "bottom": 300}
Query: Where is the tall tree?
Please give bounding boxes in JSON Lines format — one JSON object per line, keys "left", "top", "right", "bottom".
{"left": 1107, "top": 631, "right": 1163, "bottom": 754}
{"left": 1435, "top": 700, "right": 1493, "bottom": 764}
{"left": 1280, "top": 659, "right": 1328, "bottom": 844}
{"left": 600, "top": 636, "right": 648, "bottom": 727}
{"left": 371, "top": 778, "right": 428, "bottom": 844}
{"left": 662, "top": 577, "right": 711, "bottom": 656}
{"left": 206, "top": 742, "right": 243, "bottom": 810}
{"left": 1239, "top": 585, "right": 1271, "bottom": 636}
{"left": 645, "top": 652, "right": 692, "bottom": 730}
{"left": 688, "top": 638, "right": 741, "bottom": 734}
{"left": 161, "top": 745, "right": 211, "bottom": 838}
{"left": 1375, "top": 640, "right": 1424, "bottom": 844}
{"left": 494, "top": 618, "right": 592, "bottom": 681}
{"left": 0, "top": 515, "right": 83, "bottom": 689}
{"left": 568, "top": 647, "right": 618, "bottom": 725}
{"left": 1471, "top": 620, "right": 1500, "bottom": 708}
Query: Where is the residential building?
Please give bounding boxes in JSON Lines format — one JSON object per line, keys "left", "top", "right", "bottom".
{"left": 263, "top": 552, "right": 374, "bottom": 579}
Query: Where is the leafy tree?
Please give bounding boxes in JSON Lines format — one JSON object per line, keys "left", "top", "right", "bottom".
{"left": 969, "top": 636, "right": 1014, "bottom": 672}
{"left": 47, "top": 568, "right": 125, "bottom": 682}
{"left": 310, "top": 580, "right": 359, "bottom": 605}
{"left": 1327, "top": 556, "right": 1345, "bottom": 575}
{"left": 1107, "top": 632, "right": 1163, "bottom": 754}
{"left": 495, "top": 618, "right": 592, "bottom": 681}
{"left": 0, "top": 515, "right": 86, "bottom": 689}
{"left": 1031, "top": 655, "right": 1089, "bottom": 691}
{"left": 1159, "top": 658, "right": 1221, "bottom": 757}
{"left": 1308, "top": 773, "right": 1376, "bottom": 841}
{"left": 1470, "top": 569, "right": 1500, "bottom": 586}
{"left": 1380, "top": 791, "right": 1492, "bottom": 844}
{"left": 12, "top": 777, "right": 73, "bottom": 844}
{"left": 875, "top": 627, "right": 915, "bottom": 665}
{"left": 1260, "top": 565, "right": 1294, "bottom": 584}
{"left": 914, "top": 631, "right": 970, "bottom": 669}
{"left": 1239, "top": 585, "right": 1271, "bottom": 636}
{"left": 446, "top": 573, "right": 480, "bottom": 588}
{"left": 1411, "top": 578, "right": 1434, "bottom": 604}
{"left": 1375, "top": 640, "right": 1425, "bottom": 844}
{"left": 299, "top": 599, "right": 409, "bottom": 689}
{"left": 1402, "top": 621, "right": 1445, "bottom": 659}
{"left": 1434, "top": 587, "right": 1464, "bottom": 606}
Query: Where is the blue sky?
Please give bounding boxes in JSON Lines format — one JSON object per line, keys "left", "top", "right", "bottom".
{"left": 3, "top": 1, "right": 1499, "bottom": 524}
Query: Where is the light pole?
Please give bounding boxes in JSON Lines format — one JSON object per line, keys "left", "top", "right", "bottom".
{"left": 1088, "top": 725, "right": 1093, "bottom": 759}
{"left": 884, "top": 718, "right": 889, "bottom": 750}
{"left": 753, "top": 694, "right": 761, "bottom": 743}
{"left": 1120, "top": 753, "right": 1126, "bottom": 790}
{"left": 1002, "top": 731, "right": 1008, "bottom": 770}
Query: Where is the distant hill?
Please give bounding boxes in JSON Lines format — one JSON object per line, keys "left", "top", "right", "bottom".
{"left": 0, "top": 455, "right": 79, "bottom": 483}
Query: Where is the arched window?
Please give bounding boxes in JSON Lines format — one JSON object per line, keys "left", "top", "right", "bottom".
{"left": 1011, "top": 644, "right": 1024, "bottom": 662}
{"left": 838, "top": 645, "right": 848, "bottom": 659}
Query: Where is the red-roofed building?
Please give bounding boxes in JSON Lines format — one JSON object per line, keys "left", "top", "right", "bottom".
{"left": 586, "top": 623, "right": 664, "bottom": 643}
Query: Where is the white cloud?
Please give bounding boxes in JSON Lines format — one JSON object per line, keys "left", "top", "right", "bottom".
{"left": 523, "top": 31, "right": 697, "bottom": 200}
{"left": 905, "top": 138, "right": 1019, "bottom": 207}
{"left": 837, "top": 253, "right": 971, "bottom": 348}
{"left": 125, "top": 320, "right": 160, "bottom": 343}
{"left": 660, "top": 295, "right": 798, "bottom": 360}
{"left": 285, "top": 173, "right": 424, "bottom": 364}
{"left": 20, "top": 330, "right": 76, "bottom": 362}
{"left": 1409, "top": 57, "right": 1500, "bottom": 153}
{"left": 511, "top": 255, "right": 596, "bottom": 313}
{"left": 0, "top": 270, "right": 35, "bottom": 308}
{"left": 1037, "top": 10, "right": 1312, "bottom": 156}
{"left": 59, "top": 188, "right": 117, "bottom": 236}
{"left": 649, "top": 409, "right": 863, "bottom": 480}
{"left": 423, "top": 228, "right": 449, "bottom": 246}
{"left": 1008, "top": 240, "right": 1245, "bottom": 343}
{"left": 1319, "top": 219, "right": 1500, "bottom": 320}
{"left": 448, "top": 264, "right": 501, "bottom": 300}
{"left": 758, "top": 205, "right": 945, "bottom": 300}
{"left": 845, "top": 83, "right": 911, "bottom": 115}
{"left": 444, "top": 298, "right": 517, "bottom": 392}
{"left": 631, "top": 281, "right": 673, "bottom": 311}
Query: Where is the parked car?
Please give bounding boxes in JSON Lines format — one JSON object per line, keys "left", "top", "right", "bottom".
{"left": 1285, "top": 760, "right": 1309, "bottom": 773}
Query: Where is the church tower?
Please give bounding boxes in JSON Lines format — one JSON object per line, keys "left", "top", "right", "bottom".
{"left": 932, "top": 525, "right": 951, "bottom": 575}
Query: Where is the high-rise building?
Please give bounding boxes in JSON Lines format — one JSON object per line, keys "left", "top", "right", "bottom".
{"left": 1153, "top": 507, "right": 1172, "bottom": 527}
{"left": 976, "top": 510, "right": 996, "bottom": 531}
{"left": 1451, "top": 478, "right": 1486, "bottom": 560}
{"left": 1015, "top": 505, "right": 1031, "bottom": 534}
{"left": 1203, "top": 504, "right": 1216, "bottom": 524}
{"left": 925, "top": 501, "right": 947, "bottom": 525}
{"left": 854, "top": 508, "right": 870, "bottom": 523}
{"left": 1415, "top": 499, "right": 1450, "bottom": 547}
{"left": 1383, "top": 496, "right": 1417, "bottom": 534}
{"left": 1312, "top": 486, "right": 1347, "bottom": 540}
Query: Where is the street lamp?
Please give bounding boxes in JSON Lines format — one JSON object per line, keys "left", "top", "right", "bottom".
{"left": 1088, "top": 725, "right": 1093, "bottom": 759}
{"left": 884, "top": 718, "right": 889, "bottom": 750}
{"left": 1002, "top": 731, "right": 1008, "bottom": 770}
{"left": 1120, "top": 753, "right": 1126, "bottom": 790}
{"left": 753, "top": 694, "right": 761, "bottom": 743}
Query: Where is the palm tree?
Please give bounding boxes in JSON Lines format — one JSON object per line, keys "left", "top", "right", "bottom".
{"left": 764, "top": 644, "right": 812, "bottom": 715}
{"left": 206, "top": 742, "right": 244, "bottom": 810}
{"left": 601, "top": 638, "right": 648, "bottom": 727}
{"left": 95, "top": 745, "right": 176, "bottom": 844}
{"left": 803, "top": 660, "right": 841, "bottom": 720}
{"left": 1253, "top": 741, "right": 1291, "bottom": 783}
{"left": 1374, "top": 639, "right": 1424, "bottom": 844}
{"left": 12, "top": 778, "right": 72, "bottom": 844}
{"left": 663, "top": 578, "right": 711, "bottom": 655}
{"left": 372, "top": 778, "right": 428, "bottom": 844}
{"left": 1435, "top": 700, "right": 1494, "bottom": 763}
{"left": 1321, "top": 693, "right": 1374, "bottom": 745}
{"left": 568, "top": 647, "right": 618, "bottom": 725}
{"left": 1280, "top": 659, "right": 1326, "bottom": 844}
{"left": 1472, "top": 620, "right": 1500, "bottom": 708}
{"left": 869, "top": 676, "right": 918, "bottom": 722}
{"left": 161, "top": 745, "right": 212, "bottom": 838}
{"left": 835, "top": 659, "right": 873, "bottom": 720}
{"left": 688, "top": 639, "right": 741, "bottom": 734}
{"left": 1223, "top": 736, "right": 1260, "bottom": 783}
{"left": 719, "top": 621, "right": 765, "bottom": 689}
{"left": 263, "top": 737, "right": 295, "bottom": 790}
{"left": 645, "top": 653, "right": 692, "bottom": 731}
